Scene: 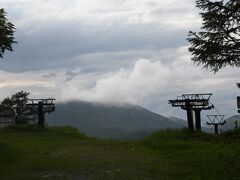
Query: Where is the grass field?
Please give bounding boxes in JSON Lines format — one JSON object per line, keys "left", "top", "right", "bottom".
{"left": 0, "top": 125, "right": 240, "bottom": 179}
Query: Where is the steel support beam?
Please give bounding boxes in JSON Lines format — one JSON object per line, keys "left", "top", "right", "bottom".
{"left": 194, "top": 109, "right": 201, "bottom": 131}
{"left": 38, "top": 102, "right": 45, "bottom": 129}
{"left": 186, "top": 100, "right": 194, "bottom": 131}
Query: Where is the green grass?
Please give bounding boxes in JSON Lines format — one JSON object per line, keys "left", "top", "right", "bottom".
{"left": 0, "top": 126, "right": 240, "bottom": 179}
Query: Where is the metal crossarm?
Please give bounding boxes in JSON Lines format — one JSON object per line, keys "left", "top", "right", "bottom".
{"left": 182, "top": 93, "right": 212, "bottom": 101}
{"left": 207, "top": 115, "right": 225, "bottom": 124}
{"left": 181, "top": 103, "right": 214, "bottom": 110}
{"left": 169, "top": 99, "right": 210, "bottom": 107}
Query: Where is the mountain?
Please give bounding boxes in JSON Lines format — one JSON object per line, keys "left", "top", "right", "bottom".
{"left": 222, "top": 115, "right": 240, "bottom": 130}
{"left": 168, "top": 116, "right": 212, "bottom": 133}
{"left": 47, "top": 101, "right": 187, "bottom": 139}
{"left": 168, "top": 115, "right": 240, "bottom": 133}
{"left": 168, "top": 116, "right": 187, "bottom": 127}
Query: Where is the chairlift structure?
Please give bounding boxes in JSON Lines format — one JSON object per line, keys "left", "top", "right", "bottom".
{"left": 206, "top": 115, "right": 226, "bottom": 134}
{"left": 237, "top": 96, "right": 240, "bottom": 113}
{"left": 236, "top": 83, "right": 240, "bottom": 113}
{"left": 26, "top": 98, "right": 56, "bottom": 129}
{"left": 169, "top": 93, "right": 214, "bottom": 131}
{"left": 236, "top": 83, "right": 240, "bottom": 89}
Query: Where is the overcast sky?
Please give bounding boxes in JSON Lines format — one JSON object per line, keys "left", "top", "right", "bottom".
{"left": 1, "top": 0, "right": 239, "bottom": 119}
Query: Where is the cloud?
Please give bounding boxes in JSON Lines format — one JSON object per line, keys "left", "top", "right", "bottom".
{"left": 60, "top": 59, "right": 171, "bottom": 104}
{"left": 2, "top": 22, "right": 188, "bottom": 72}
{"left": 57, "top": 46, "right": 240, "bottom": 118}
{"left": 1, "top": 0, "right": 198, "bottom": 73}
{"left": 3, "top": 0, "right": 199, "bottom": 28}
{"left": 58, "top": 49, "right": 184, "bottom": 104}
{"left": 0, "top": 46, "right": 239, "bottom": 119}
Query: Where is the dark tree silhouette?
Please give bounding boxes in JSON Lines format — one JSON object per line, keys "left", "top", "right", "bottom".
{"left": 188, "top": 0, "right": 240, "bottom": 72}
{"left": 0, "top": 91, "right": 30, "bottom": 116}
{"left": 0, "top": 8, "right": 16, "bottom": 58}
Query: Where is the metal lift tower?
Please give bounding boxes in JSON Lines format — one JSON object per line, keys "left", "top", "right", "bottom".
{"left": 26, "top": 98, "right": 56, "bottom": 129}
{"left": 237, "top": 96, "right": 240, "bottom": 113}
{"left": 237, "top": 83, "right": 240, "bottom": 113}
{"left": 169, "top": 94, "right": 214, "bottom": 131}
{"left": 206, "top": 115, "right": 226, "bottom": 134}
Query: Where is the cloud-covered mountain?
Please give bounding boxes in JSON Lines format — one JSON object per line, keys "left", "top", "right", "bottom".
{"left": 48, "top": 101, "right": 187, "bottom": 139}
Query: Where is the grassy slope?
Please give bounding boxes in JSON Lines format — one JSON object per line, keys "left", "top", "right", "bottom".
{"left": 0, "top": 126, "right": 240, "bottom": 180}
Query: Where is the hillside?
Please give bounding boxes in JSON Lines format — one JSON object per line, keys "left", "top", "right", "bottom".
{"left": 222, "top": 115, "right": 240, "bottom": 130}
{"left": 1, "top": 125, "right": 240, "bottom": 179}
{"left": 49, "top": 101, "right": 186, "bottom": 139}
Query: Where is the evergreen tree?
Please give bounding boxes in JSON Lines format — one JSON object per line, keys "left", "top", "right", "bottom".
{"left": 188, "top": 0, "right": 240, "bottom": 72}
{"left": 0, "top": 8, "right": 16, "bottom": 58}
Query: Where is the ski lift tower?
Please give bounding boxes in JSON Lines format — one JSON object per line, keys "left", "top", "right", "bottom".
{"left": 206, "top": 115, "right": 226, "bottom": 134}
{"left": 26, "top": 98, "right": 56, "bottom": 129}
{"left": 237, "top": 83, "right": 240, "bottom": 113}
{"left": 169, "top": 93, "right": 214, "bottom": 131}
{"left": 237, "top": 96, "right": 240, "bottom": 113}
